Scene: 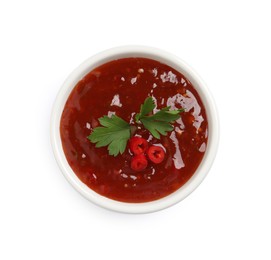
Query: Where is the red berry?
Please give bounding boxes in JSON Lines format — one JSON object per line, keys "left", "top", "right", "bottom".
{"left": 129, "top": 136, "right": 149, "bottom": 155}
{"left": 131, "top": 154, "right": 148, "bottom": 172}
{"left": 147, "top": 145, "right": 165, "bottom": 164}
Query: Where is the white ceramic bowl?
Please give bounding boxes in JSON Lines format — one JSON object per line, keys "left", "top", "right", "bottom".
{"left": 50, "top": 46, "right": 219, "bottom": 214}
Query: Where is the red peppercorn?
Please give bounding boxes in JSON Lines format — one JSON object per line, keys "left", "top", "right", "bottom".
{"left": 147, "top": 145, "right": 165, "bottom": 164}
{"left": 131, "top": 154, "right": 148, "bottom": 172}
{"left": 129, "top": 136, "right": 149, "bottom": 155}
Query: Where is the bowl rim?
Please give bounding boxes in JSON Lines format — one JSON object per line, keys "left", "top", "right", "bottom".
{"left": 50, "top": 45, "right": 219, "bottom": 214}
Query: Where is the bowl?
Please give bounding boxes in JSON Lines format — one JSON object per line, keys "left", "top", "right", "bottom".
{"left": 50, "top": 46, "right": 219, "bottom": 213}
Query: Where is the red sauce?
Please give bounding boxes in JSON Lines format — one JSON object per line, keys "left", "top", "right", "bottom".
{"left": 60, "top": 58, "right": 208, "bottom": 203}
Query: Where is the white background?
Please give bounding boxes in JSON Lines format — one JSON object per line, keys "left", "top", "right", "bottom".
{"left": 0, "top": 0, "right": 270, "bottom": 259}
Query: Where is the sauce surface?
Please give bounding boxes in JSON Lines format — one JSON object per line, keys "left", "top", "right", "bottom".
{"left": 60, "top": 58, "right": 208, "bottom": 202}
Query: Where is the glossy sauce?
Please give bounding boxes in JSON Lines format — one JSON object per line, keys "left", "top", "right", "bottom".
{"left": 60, "top": 58, "right": 208, "bottom": 202}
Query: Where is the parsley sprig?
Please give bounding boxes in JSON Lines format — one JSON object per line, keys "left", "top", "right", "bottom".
{"left": 87, "top": 115, "right": 131, "bottom": 156}
{"left": 135, "top": 97, "right": 184, "bottom": 139}
{"left": 88, "top": 97, "right": 184, "bottom": 156}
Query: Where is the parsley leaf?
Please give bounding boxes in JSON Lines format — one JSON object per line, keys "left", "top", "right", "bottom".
{"left": 135, "top": 97, "right": 184, "bottom": 139}
{"left": 135, "top": 97, "right": 155, "bottom": 122}
{"left": 87, "top": 115, "right": 131, "bottom": 156}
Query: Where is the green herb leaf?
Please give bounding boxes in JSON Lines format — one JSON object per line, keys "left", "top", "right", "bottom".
{"left": 87, "top": 115, "right": 131, "bottom": 156}
{"left": 140, "top": 117, "right": 173, "bottom": 139}
{"left": 151, "top": 107, "right": 185, "bottom": 122}
{"left": 135, "top": 97, "right": 155, "bottom": 122}
{"left": 136, "top": 97, "right": 184, "bottom": 139}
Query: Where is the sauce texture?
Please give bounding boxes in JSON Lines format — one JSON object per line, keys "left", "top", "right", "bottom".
{"left": 60, "top": 58, "right": 208, "bottom": 202}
